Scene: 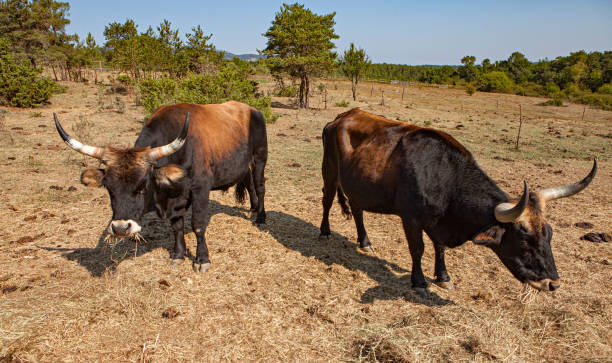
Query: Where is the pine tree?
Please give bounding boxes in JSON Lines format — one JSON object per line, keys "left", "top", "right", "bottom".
{"left": 262, "top": 3, "right": 338, "bottom": 108}
{"left": 340, "top": 43, "right": 370, "bottom": 101}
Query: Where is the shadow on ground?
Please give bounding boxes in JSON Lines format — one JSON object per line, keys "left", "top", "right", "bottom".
{"left": 39, "top": 199, "right": 450, "bottom": 306}
{"left": 271, "top": 100, "right": 298, "bottom": 110}
{"left": 38, "top": 211, "right": 182, "bottom": 277}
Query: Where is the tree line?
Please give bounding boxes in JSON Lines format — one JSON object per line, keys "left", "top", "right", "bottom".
{"left": 362, "top": 51, "right": 612, "bottom": 109}
{"left": 1, "top": 0, "right": 610, "bottom": 111}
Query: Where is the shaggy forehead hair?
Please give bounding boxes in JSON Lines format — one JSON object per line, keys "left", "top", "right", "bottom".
{"left": 102, "top": 146, "right": 152, "bottom": 183}
{"left": 516, "top": 193, "right": 547, "bottom": 233}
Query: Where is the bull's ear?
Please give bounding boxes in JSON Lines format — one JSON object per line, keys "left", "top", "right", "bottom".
{"left": 473, "top": 225, "right": 505, "bottom": 246}
{"left": 81, "top": 168, "right": 104, "bottom": 187}
{"left": 153, "top": 164, "right": 185, "bottom": 186}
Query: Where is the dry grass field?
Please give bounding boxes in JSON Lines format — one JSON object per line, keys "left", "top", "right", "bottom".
{"left": 0, "top": 77, "right": 610, "bottom": 362}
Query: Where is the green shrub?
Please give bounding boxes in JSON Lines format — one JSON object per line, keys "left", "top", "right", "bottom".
{"left": 138, "top": 63, "right": 276, "bottom": 122}
{"left": 274, "top": 84, "right": 298, "bottom": 97}
{"left": 335, "top": 100, "right": 350, "bottom": 107}
{"left": 540, "top": 98, "right": 564, "bottom": 107}
{"left": 465, "top": 83, "right": 476, "bottom": 96}
{"left": 477, "top": 71, "right": 515, "bottom": 93}
{"left": 0, "top": 39, "right": 56, "bottom": 107}
{"left": 573, "top": 93, "right": 612, "bottom": 111}
{"left": 565, "top": 84, "right": 582, "bottom": 96}
{"left": 544, "top": 82, "right": 560, "bottom": 96}
{"left": 138, "top": 77, "right": 178, "bottom": 114}
{"left": 598, "top": 83, "right": 612, "bottom": 95}
{"left": 117, "top": 74, "right": 132, "bottom": 85}
{"left": 515, "top": 82, "right": 545, "bottom": 97}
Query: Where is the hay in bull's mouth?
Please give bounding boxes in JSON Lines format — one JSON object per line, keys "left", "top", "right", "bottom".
{"left": 104, "top": 232, "right": 147, "bottom": 246}
{"left": 104, "top": 232, "right": 148, "bottom": 259}
{"left": 518, "top": 283, "right": 539, "bottom": 305}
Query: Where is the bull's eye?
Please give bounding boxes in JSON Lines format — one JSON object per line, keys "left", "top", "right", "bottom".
{"left": 134, "top": 179, "right": 147, "bottom": 195}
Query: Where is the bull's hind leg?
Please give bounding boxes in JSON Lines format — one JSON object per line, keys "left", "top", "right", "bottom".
{"left": 401, "top": 219, "right": 428, "bottom": 297}
{"left": 319, "top": 181, "right": 337, "bottom": 238}
{"left": 350, "top": 204, "right": 373, "bottom": 252}
{"left": 245, "top": 170, "right": 258, "bottom": 212}
{"left": 191, "top": 186, "right": 212, "bottom": 273}
{"left": 252, "top": 147, "right": 267, "bottom": 224}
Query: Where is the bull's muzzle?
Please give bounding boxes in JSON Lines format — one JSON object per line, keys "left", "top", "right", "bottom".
{"left": 527, "top": 278, "right": 560, "bottom": 291}
{"left": 108, "top": 219, "right": 142, "bottom": 237}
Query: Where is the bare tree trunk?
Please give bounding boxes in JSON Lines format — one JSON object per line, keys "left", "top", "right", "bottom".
{"left": 51, "top": 64, "right": 58, "bottom": 81}
{"left": 299, "top": 73, "right": 310, "bottom": 108}
{"left": 304, "top": 75, "right": 310, "bottom": 108}
{"left": 351, "top": 78, "right": 357, "bottom": 101}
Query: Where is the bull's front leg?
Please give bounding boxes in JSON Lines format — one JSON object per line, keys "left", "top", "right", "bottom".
{"left": 191, "top": 186, "right": 212, "bottom": 273}
{"left": 169, "top": 216, "right": 186, "bottom": 264}
{"left": 433, "top": 242, "right": 453, "bottom": 290}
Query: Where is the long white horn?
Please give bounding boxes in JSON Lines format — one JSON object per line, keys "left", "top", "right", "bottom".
{"left": 495, "top": 181, "right": 529, "bottom": 223}
{"left": 54, "top": 113, "right": 104, "bottom": 159}
{"left": 147, "top": 112, "right": 190, "bottom": 161}
{"left": 537, "top": 158, "right": 597, "bottom": 202}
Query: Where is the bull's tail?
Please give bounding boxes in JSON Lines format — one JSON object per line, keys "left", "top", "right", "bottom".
{"left": 336, "top": 186, "right": 352, "bottom": 219}
{"left": 235, "top": 176, "right": 249, "bottom": 205}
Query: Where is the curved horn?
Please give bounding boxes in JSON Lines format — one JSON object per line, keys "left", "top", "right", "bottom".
{"left": 495, "top": 181, "right": 529, "bottom": 223}
{"left": 147, "top": 112, "right": 190, "bottom": 161}
{"left": 54, "top": 113, "right": 104, "bottom": 159}
{"left": 536, "top": 158, "right": 597, "bottom": 202}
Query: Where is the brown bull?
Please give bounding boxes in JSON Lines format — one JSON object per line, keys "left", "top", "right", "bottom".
{"left": 320, "top": 108, "right": 596, "bottom": 295}
{"left": 55, "top": 101, "right": 268, "bottom": 272}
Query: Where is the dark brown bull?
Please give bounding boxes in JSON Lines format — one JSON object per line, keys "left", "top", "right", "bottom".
{"left": 320, "top": 108, "right": 596, "bottom": 295}
{"left": 55, "top": 101, "right": 268, "bottom": 272}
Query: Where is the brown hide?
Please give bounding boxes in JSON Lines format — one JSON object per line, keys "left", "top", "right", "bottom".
{"left": 329, "top": 108, "right": 473, "bottom": 189}
{"left": 148, "top": 101, "right": 252, "bottom": 166}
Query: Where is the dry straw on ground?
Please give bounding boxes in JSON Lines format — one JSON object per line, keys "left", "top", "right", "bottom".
{"left": 0, "top": 78, "right": 610, "bottom": 361}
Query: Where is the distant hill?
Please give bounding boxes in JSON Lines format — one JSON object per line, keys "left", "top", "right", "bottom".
{"left": 223, "top": 52, "right": 265, "bottom": 62}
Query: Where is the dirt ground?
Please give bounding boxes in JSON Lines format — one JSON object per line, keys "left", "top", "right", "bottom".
{"left": 0, "top": 77, "right": 610, "bottom": 362}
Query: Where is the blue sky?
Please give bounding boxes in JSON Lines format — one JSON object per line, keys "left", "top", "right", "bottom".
{"left": 65, "top": 0, "right": 612, "bottom": 65}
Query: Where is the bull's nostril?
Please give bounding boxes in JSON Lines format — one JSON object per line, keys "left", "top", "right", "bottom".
{"left": 549, "top": 282, "right": 560, "bottom": 291}
{"left": 111, "top": 224, "right": 117, "bottom": 235}
{"left": 126, "top": 222, "right": 131, "bottom": 230}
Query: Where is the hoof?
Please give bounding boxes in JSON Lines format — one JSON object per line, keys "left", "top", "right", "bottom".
{"left": 255, "top": 212, "right": 266, "bottom": 225}
{"left": 169, "top": 258, "right": 183, "bottom": 266}
{"left": 318, "top": 234, "right": 330, "bottom": 241}
{"left": 361, "top": 245, "right": 374, "bottom": 253}
{"left": 413, "top": 287, "right": 430, "bottom": 299}
{"left": 434, "top": 280, "right": 454, "bottom": 290}
{"left": 193, "top": 262, "right": 211, "bottom": 273}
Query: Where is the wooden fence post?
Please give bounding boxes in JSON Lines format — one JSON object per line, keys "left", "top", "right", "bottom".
{"left": 324, "top": 87, "right": 327, "bottom": 109}
{"left": 515, "top": 104, "right": 523, "bottom": 150}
